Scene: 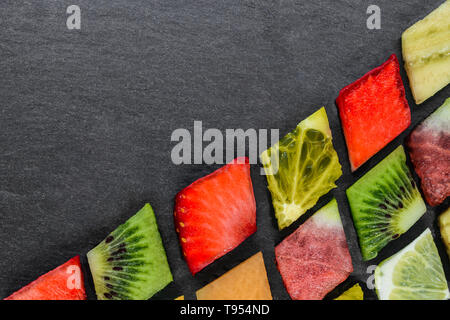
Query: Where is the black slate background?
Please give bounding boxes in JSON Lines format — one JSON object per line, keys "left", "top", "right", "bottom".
{"left": 0, "top": 0, "right": 449, "bottom": 300}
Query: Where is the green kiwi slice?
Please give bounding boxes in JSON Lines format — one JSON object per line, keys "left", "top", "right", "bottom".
{"left": 87, "top": 204, "right": 173, "bottom": 300}
{"left": 346, "top": 146, "right": 426, "bottom": 261}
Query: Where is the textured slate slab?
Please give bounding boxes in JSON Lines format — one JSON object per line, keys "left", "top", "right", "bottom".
{"left": 0, "top": 0, "right": 448, "bottom": 300}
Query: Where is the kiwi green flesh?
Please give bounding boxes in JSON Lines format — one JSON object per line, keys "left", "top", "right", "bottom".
{"left": 87, "top": 204, "right": 173, "bottom": 300}
{"left": 346, "top": 146, "right": 426, "bottom": 261}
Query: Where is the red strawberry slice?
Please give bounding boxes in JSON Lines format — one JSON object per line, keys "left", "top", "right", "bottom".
{"left": 336, "top": 54, "right": 411, "bottom": 171}
{"left": 5, "top": 256, "right": 86, "bottom": 300}
{"left": 174, "top": 157, "right": 256, "bottom": 275}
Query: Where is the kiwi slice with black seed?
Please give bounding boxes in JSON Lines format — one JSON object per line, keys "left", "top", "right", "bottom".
{"left": 346, "top": 146, "right": 426, "bottom": 261}
{"left": 87, "top": 204, "right": 173, "bottom": 300}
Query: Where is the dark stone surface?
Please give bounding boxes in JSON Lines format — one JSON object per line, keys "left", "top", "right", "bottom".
{"left": 0, "top": 0, "right": 448, "bottom": 300}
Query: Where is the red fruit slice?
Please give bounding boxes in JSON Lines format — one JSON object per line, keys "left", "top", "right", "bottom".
{"left": 275, "top": 199, "right": 353, "bottom": 300}
{"left": 406, "top": 98, "right": 450, "bottom": 206}
{"left": 174, "top": 157, "right": 256, "bottom": 275}
{"left": 336, "top": 54, "right": 411, "bottom": 171}
{"left": 5, "top": 256, "right": 86, "bottom": 300}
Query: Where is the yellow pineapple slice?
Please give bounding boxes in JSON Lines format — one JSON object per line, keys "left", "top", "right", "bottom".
{"left": 334, "top": 284, "right": 364, "bottom": 300}
{"left": 402, "top": 1, "right": 450, "bottom": 104}
{"left": 439, "top": 208, "right": 450, "bottom": 259}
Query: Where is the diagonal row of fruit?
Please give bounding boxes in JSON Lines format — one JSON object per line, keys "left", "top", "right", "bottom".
{"left": 3, "top": 1, "right": 450, "bottom": 301}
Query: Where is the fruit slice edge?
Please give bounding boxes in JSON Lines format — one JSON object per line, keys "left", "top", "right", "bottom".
{"left": 196, "top": 251, "right": 272, "bottom": 300}
{"left": 174, "top": 157, "right": 256, "bottom": 275}
{"left": 275, "top": 199, "right": 353, "bottom": 300}
{"left": 346, "top": 145, "right": 426, "bottom": 261}
{"left": 336, "top": 54, "right": 411, "bottom": 171}
{"left": 402, "top": 1, "right": 450, "bottom": 104}
{"left": 87, "top": 204, "right": 173, "bottom": 300}
{"left": 5, "top": 256, "right": 86, "bottom": 300}
{"left": 260, "top": 107, "right": 342, "bottom": 229}
{"left": 375, "top": 228, "right": 449, "bottom": 300}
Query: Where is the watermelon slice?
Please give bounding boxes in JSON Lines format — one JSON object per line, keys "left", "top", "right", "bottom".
{"left": 196, "top": 252, "right": 272, "bottom": 300}
{"left": 406, "top": 98, "right": 450, "bottom": 206}
{"left": 174, "top": 157, "right": 256, "bottom": 275}
{"left": 275, "top": 199, "right": 353, "bottom": 300}
{"left": 336, "top": 54, "right": 411, "bottom": 171}
{"left": 5, "top": 256, "right": 86, "bottom": 300}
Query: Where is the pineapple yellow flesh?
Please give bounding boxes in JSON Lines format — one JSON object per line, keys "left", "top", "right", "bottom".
{"left": 402, "top": 1, "right": 450, "bottom": 104}
{"left": 439, "top": 208, "right": 450, "bottom": 260}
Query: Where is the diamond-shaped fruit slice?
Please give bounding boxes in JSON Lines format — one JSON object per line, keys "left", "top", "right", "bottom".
{"left": 334, "top": 284, "right": 364, "bottom": 300}
{"left": 5, "top": 256, "right": 86, "bottom": 300}
{"left": 196, "top": 252, "right": 272, "bottom": 300}
{"left": 346, "top": 146, "right": 426, "bottom": 261}
{"left": 439, "top": 207, "right": 450, "bottom": 260}
{"left": 336, "top": 54, "right": 411, "bottom": 171}
{"left": 260, "top": 107, "right": 342, "bottom": 229}
{"left": 174, "top": 157, "right": 256, "bottom": 275}
{"left": 402, "top": 1, "right": 450, "bottom": 104}
{"left": 406, "top": 98, "right": 450, "bottom": 206}
{"left": 275, "top": 199, "right": 353, "bottom": 300}
{"left": 87, "top": 204, "right": 173, "bottom": 300}
{"left": 375, "top": 228, "right": 449, "bottom": 300}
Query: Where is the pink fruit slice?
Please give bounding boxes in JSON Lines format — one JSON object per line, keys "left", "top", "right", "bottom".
{"left": 406, "top": 98, "right": 450, "bottom": 206}
{"left": 275, "top": 199, "right": 353, "bottom": 300}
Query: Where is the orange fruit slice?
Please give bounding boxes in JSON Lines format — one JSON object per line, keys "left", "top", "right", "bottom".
{"left": 196, "top": 252, "right": 272, "bottom": 300}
